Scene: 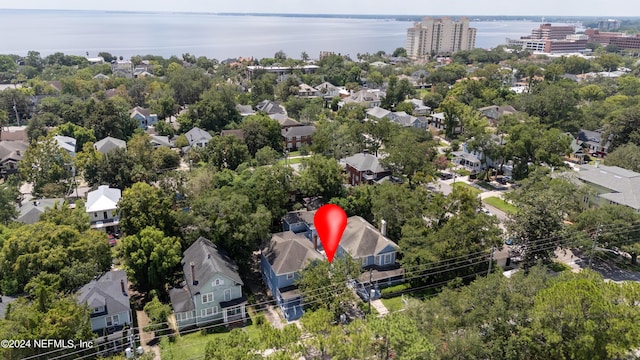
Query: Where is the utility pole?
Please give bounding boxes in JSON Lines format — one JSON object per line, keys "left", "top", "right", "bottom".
{"left": 588, "top": 224, "right": 602, "bottom": 268}
{"left": 368, "top": 268, "right": 373, "bottom": 314}
{"left": 487, "top": 245, "right": 494, "bottom": 275}
{"left": 12, "top": 95, "right": 20, "bottom": 126}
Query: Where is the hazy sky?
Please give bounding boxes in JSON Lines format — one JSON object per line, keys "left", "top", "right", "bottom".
{"left": 0, "top": 0, "right": 638, "bottom": 16}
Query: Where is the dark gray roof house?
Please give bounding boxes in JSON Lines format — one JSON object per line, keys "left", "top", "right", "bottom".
{"left": 340, "top": 216, "right": 398, "bottom": 259}
{"left": 17, "top": 198, "right": 64, "bottom": 224}
{"left": 281, "top": 125, "right": 316, "bottom": 138}
{"left": 256, "top": 100, "right": 285, "bottom": 115}
{"left": 169, "top": 237, "right": 247, "bottom": 331}
{"left": 578, "top": 128, "right": 612, "bottom": 156}
{"left": 0, "top": 140, "right": 28, "bottom": 177}
{"left": 262, "top": 231, "right": 323, "bottom": 275}
{"left": 76, "top": 270, "right": 132, "bottom": 335}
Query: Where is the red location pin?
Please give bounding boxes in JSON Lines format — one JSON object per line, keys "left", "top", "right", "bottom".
{"left": 314, "top": 204, "right": 347, "bottom": 263}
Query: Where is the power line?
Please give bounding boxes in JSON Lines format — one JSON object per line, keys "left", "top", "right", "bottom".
{"left": 17, "top": 222, "right": 640, "bottom": 360}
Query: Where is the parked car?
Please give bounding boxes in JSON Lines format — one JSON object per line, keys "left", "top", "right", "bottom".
{"left": 108, "top": 234, "right": 117, "bottom": 246}
{"left": 480, "top": 207, "right": 493, "bottom": 216}
{"left": 439, "top": 172, "right": 454, "bottom": 180}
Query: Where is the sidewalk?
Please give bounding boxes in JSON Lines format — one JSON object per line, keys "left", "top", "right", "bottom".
{"left": 371, "top": 299, "right": 388, "bottom": 316}
{"left": 135, "top": 309, "right": 161, "bottom": 360}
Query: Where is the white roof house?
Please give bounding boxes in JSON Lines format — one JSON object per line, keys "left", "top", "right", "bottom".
{"left": 86, "top": 185, "right": 121, "bottom": 213}
{"left": 53, "top": 135, "right": 77, "bottom": 157}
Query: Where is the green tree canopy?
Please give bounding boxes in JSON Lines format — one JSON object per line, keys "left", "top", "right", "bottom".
{"left": 119, "top": 226, "right": 182, "bottom": 291}
{"left": 295, "top": 155, "right": 345, "bottom": 199}
{"left": 0, "top": 222, "right": 110, "bottom": 295}
{"left": 118, "top": 182, "right": 178, "bottom": 237}
{"left": 240, "top": 113, "right": 282, "bottom": 156}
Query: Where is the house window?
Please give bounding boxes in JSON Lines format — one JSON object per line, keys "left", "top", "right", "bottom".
{"left": 201, "top": 307, "right": 216, "bottom": 318}
{"left": 93, "top": 306, "right": 104, "bottom": 314}
{"left": 106, "top": 315, "right": 119, "bottom": 326}
{"left": 201, "top": 293, "right": 213, "bottom": 304}
{"left": 224, "top": 289, "right": 231, "bottom": 302}
{"left": 103, "top": 211, "right": 108, "bottom": 219}
{"left": 214, "top": 279, "right": 224, "bottom": 286}
{"left": 361, "top": 257, "right": 368, "bottom": 266}
{"left": 227, "top": 307, "right": 242, "bottom": 317}
{"left": 384, "top": 253, "right": 393, "bottom": 265}
{"left": 94, "top": 213, "right": 98, "bottom": 218}
{"left": 177, "top": 312, "right": 190, "bottom": 322}
{"left": 286, "top": 273, "right": 294, "bottom": 280}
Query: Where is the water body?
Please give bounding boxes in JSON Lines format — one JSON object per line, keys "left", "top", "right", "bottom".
{"left": 0, "top": 10, "right": 552, "bottom": 60}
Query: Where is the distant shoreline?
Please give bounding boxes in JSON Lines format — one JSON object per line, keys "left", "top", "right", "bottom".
{"left": 1, "top": 9, "right": 638, "bottom": 22}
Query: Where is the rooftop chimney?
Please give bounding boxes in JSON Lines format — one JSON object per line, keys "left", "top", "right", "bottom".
{"left": 313, "top": 234, "right": 318, "bottom": 251}
{"left": 190, "top": 262, "right": 197, "bottom": 285}
{"left": 120, "top": 279, "right": 126, "bottom": 295}
{"left": 380, "top": 219, "right": 387, "bottom": 237}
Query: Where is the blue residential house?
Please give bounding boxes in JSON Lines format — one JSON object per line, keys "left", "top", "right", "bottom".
{"left": 260, "top": 231, "right": 324, "bottom": 321}
{"left": 169, "top": 237, "right": 247, "bottom": 332}
{"left": 76, "top": 270, "right": 132, "bottom": 336}
{"left": 129, "top": 106, "right": 158, "bottom": 130}
{"left": 262, "top": 210, "right": 402, "bottom": 321}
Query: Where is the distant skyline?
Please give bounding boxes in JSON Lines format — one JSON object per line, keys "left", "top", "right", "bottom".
{"left": 0, "top": 0, "right": 639, "bottom": 17}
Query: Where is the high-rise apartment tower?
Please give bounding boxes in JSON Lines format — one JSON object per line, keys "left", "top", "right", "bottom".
{"left": 406, "top": 17, "right": 477, "bottom": 59}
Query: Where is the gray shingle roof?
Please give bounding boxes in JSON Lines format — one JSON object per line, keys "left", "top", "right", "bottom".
{"left": 256, "top": 100, "right": 285, "bottom": 115}
{"left": 262, "top": 231, "right": 323, "bottom": 275}
{"left": 185, "top": 127, "right": 212, "bottom": 145}
{"left": 183, "top": 237, "right": 243, "bottom": 293}
{"left": 281, "top": 125, "right": 316, "bottom": 138}
{"left": 17, "top": 198, "right": 64, "bottom": 224}
{"left": 170, "top": 237, "right": 243, "bottom": 313}
{"left": 366, "top": 107, "right": 391, "bottom": 119}
{"left": 130, "top": 106, "right": 151, "bottom": 118}
{"left": 577, "top": 164, "right": 640, "bottom": 210}
{"left": 169, "top": 284, "right": 195, "bottom": 313}
{"left": 342, "top": 153, "right": 387, "bottom": 173}
{"left": 270, "top": 113, "right": 301, "bottom": 127}
{"left": 0, "top": 140, "right": 28, "bottom": 162}
{"left": 340, "top": 216, "right": 398, "bottom": 258}
{"left": 94, "top": 136, "right": 126, "bottom": 154}
{"left": 77, "top": 270, "right": 130, "bottom": 315}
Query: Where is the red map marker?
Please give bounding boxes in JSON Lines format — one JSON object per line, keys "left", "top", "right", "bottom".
{"left": 314, "top": 204, "right": 347, "bottom": 263}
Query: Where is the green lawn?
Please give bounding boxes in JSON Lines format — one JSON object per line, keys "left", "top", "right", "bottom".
{"left": 160, "top": 324, "right": 261, "bottom": 359}
{"left": 454, "top": 168, "right": 471, "bottom": 176}
{"left": 452, "top": 182, "right": 482, "bottom": 197}
{"left": 381, "top": 296, "right": 406, "bottom": 313}
{"left": 277, "top": 157, "right": 304, "bottom": 165}
{"left": 483, "top": 196, "right": 518, "bottom": 215}
{"left": 286, "top": 150, "right": 301, "bottom": 157}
